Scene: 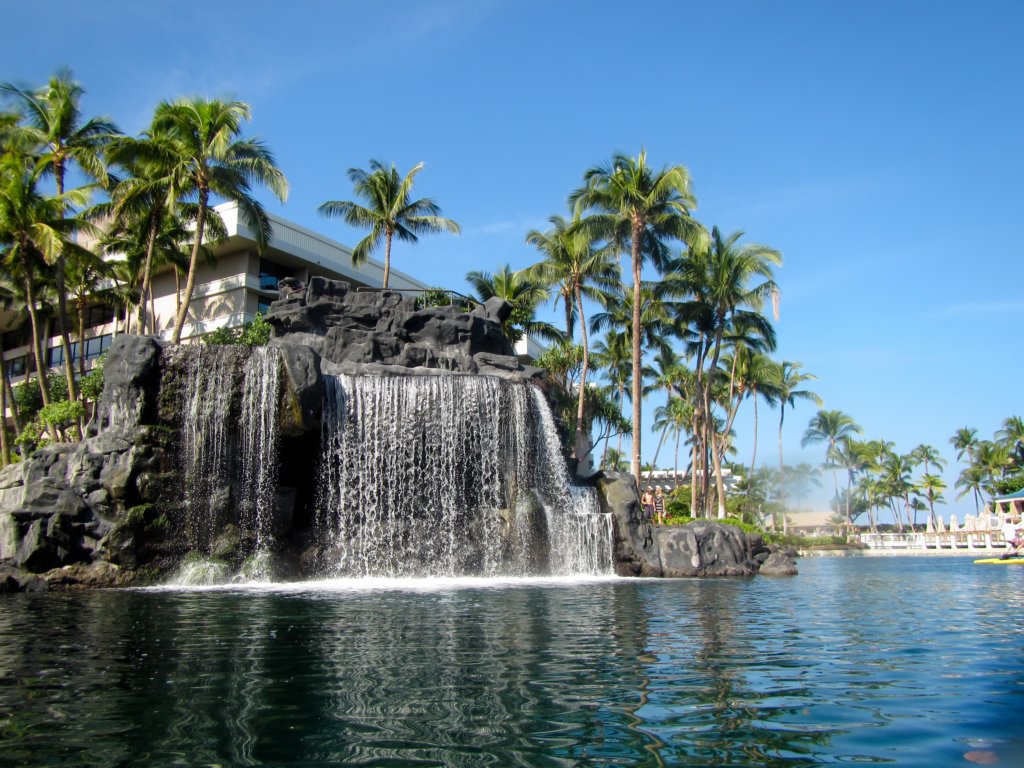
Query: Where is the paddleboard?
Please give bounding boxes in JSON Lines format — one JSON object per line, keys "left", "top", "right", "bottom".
{"left": 973, "top": 557, "right": 1024, "bottom": 564}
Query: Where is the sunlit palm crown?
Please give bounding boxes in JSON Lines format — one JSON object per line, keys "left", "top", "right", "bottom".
{"left": 569, "top": 149, "right": 704, "bottom": 265}
{"left": 152, "top": 98, "right": 289, "bottom": 246}
{"left": 0, "top": 68, "right": 118, "bottom": 193}
{"left": 319, "top": 159, "right": 460, "bottom": 267}
{"left": 523, "top": 214, "right": 620, "bottom": 337}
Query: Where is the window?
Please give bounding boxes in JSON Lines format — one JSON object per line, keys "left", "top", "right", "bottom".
{"left": 258, "top": 259, "right": 291, "bottom": 291}
{"left": 84, "top": 334, "right": 112, "bottom": 360}
{"left": 5, "top": 355, "right": 28, "bottom": 378}
{"left": 83, "top": 304, "right": 114, "bottom": 328}
{"left": 48, "top": 343, "right": 79, "bottom": 367}
{"left": 1, "top": 327, "right": 31, "bottom": 349}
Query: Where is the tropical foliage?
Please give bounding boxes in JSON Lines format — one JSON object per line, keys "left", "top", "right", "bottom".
{"left": 319, "top": 160, "right": 459, "bottom": 289}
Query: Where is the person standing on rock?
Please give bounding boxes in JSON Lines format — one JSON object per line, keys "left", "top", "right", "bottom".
{"left": 641, "top": 486, "right": 655, "bottom": 522}
{"left": 653, "top": 486, "right": 666, "bottom": 526}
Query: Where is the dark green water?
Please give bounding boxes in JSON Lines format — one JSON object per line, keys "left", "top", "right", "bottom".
{"left": 1, "top": 557, "right": 1021, "bottom": 767}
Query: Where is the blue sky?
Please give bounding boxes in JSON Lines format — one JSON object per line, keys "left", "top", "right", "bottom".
{"left": 3, "top": 0, "right": 1022, "bottom": 521}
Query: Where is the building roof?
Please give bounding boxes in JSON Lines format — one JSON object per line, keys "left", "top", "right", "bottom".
{"left": 994, "top": 488, "right": 1024, "bottom": 501}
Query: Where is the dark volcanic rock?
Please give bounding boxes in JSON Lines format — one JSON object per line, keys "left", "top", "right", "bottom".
{"left": 98, "top": 335, "right": 163, "bottom": 430}
{"left": 0, "top": 565, "right": 49, "bottom": 593}
{"left": 594, "top": 470, "right": 795, "bottom": 578}
{"left": 595, "top": 471, "right": 661, "bottom": 576}
{"left": 655, "top": 520, "right": 758, "bottom": 577}
{"left": 265, "top": 277, "right": 531, "bottom": 380}
{"left": 758, "top": 550, "right": 799, "bottom": 576}
{"left": 270, "top": 341, "right": 323, "bottom": 436}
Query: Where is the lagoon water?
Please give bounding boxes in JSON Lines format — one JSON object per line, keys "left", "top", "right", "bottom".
{"left": 1, "top": 556, "right": 1021, "bottom": 767}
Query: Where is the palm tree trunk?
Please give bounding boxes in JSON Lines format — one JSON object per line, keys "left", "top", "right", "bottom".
{"left": 137, "top": 205, "right": 162, "bottom": 333}
{"left": 748, "top": 390, "right": 759, "bottom": 495}
{"left": 21, "top": 275, "right": 50, "bottom": 410}
{"left": 777, "top": 404, "right": 787, "bottom": 513}
{"left": 674, "top": 431, "right": 680, "bottom": 487}
{"left": 710, "top": 429, "right": 728, "bottom": 518}
{"left": 77, "top": 300, "right": 87, "bottom": 381}
{"left": 845, "top": 471, "right": 854, "bottom": 534}
{"left": 574, "top": 286, "right": 589, "bottom": 462}
{"left": 616, "top": 383, "right": 624, "bottom": 458}
{"left": 53, "top": 169, "right": 78, "bottom": 405}
{"left": 54, "top": 265, "right": 78, "bottom": 404}
{"left": 629, "top": 225, "right": 643, "bottom": 486}
{"left": 172, "top": 189, "right": 209, "bottom": 344}
{"left": 21, "top": 272, "right": 57, "bottom": 441}
{"left": 690, "top": 419, "right": 698, "bottom": 516}
{"left": 1, "top": 353, "right": 20, "bottom": 436}
{"left": 174, "top": 268, "right": 182, "bottom": 315}
{"left": 382, "top": 229, "right": 393, "bottom": 289}
{"left": 0, "top": 334, "right": 10, "bottom": 467}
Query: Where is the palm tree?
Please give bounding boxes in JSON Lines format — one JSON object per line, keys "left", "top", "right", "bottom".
{"left": 570, "top": 150, "right": 703, "bottom": 484}
{"left": 744, "top": 351, "right": 779, "bottom": 496}
{"left": 591, "top": 329, "right": 632, "bottom": 467}
{"left": 834, "top": 438, "right": 867, "bottom": 531}
{"left": 319, "top": 159, "right": 459, "bottom": 290}
{"left": 652, "top": 396, "right": 692, "bottom": 484}
{"left": 64, "top": 241, "right": 117, "bottom": 380}
{"left": 524, "top": 215, "right": 620, "bottom": 459}
{"left": 773, "top": 360, "right": 821, "bottom": 495}
{"left": 950, "top": 427, "right": 979, "bottom": 464}
{"left": 663, "top": 227, "right": 780, "bottom": 517}
{"left": 919, "top": 473, "right": 947, "bottom": 529}
{"left": 1, "top": 70, "right": 117, "bottom": 402}
{"left": 642, "top": 347, "right": 689, "bottom": 473}
{"left": 465, "top": 264, "right": 561, "bottom": 346}
{"left": 802, "top": 409, "right": 862, "bottom": 509}
{"left": 975, "top": 440, "right": 1014, "bottom": 495}
{"left": 955, "top": 463, "right": 986, "bottom": 515}
{"left": 911, "top": 444, "right": 946, "bottom": 477}
{"left": 0, "top": 154, "right": 91, "bottom": 423}
{"left": 106, "top": 121, "right": 192, "bottom": 334}
{"left": 996, "top": 416, "right": 1024, "bottom": 451}
{"left": 881, "top": 452, "right": 915, "bottom": 531}
{"left": 151, "top": 98, "right": 288, "bottom": 344}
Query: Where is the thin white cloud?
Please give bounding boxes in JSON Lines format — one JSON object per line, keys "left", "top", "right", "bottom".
{"left": 463, "top": 216, "right": 545, "bottom": 238}
{"left": 702, "top": 178, "right": 876, "bottom": 219}
{"left": 924, "top": 299, "right": 1024, "bottom": 319}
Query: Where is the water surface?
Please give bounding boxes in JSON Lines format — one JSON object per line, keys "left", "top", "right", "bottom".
{"left": 0, "top": 557, "right": 1021, "bottom": 766}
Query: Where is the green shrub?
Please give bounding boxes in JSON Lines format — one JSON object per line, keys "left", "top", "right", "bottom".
{"left": 203, "top": 314, "right": 272, "bottom": 348}
{"left": 202, "top": 325, "right": 242, "bottom": 346}
{"left": 79, "top": 355, "right": 105, "bottom": 401}
{"left": 39, "top": 400, "right": 84, "bottom": 432}
{"left": 239, "top": 313, "right": 271, "bottom": 347}
{"left": 12, "top": 370, "right": 70, "bottom": 424}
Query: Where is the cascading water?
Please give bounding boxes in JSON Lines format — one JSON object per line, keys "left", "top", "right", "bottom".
{"left": 315, "top": 374, "right": 613, "bottom": 577}
{"left": 178, "top": 345, "right": 282, "bottom": 556}
{"left": 237, "top": 346, "right": 282, "bottom": 550}
{"left": 180, "top": 347, "right": 238, "bottom": 550}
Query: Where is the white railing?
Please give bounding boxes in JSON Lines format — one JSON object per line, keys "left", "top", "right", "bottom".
{"left": 859, "top": 531, "right": 1009, "bottom": 550}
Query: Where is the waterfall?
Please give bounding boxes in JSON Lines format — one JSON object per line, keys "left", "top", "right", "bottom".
{"left": 180, "top": 347, "right": 237, "bottom": 550}
{"left": 237, "top": 347, "right": 282, "bottom": 550}
{"left": 178, "top": 345, "right": 282, "bottom": 554}
{"left": 315, "top": 374, "right": 612, "bottom": 577}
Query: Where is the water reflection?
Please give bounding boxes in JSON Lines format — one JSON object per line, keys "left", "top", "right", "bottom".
{"left": 0, "top": 559, "right": 1022, "bottom": 766}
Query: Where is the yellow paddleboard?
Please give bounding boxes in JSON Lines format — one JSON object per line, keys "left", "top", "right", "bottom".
{"left": 973, "top": 557, "right": 1024, "bottom": 564}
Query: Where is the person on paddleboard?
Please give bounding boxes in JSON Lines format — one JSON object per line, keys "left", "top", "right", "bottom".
{"left": 1000, "top": 527, "right": 1024, "bottom": 559}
